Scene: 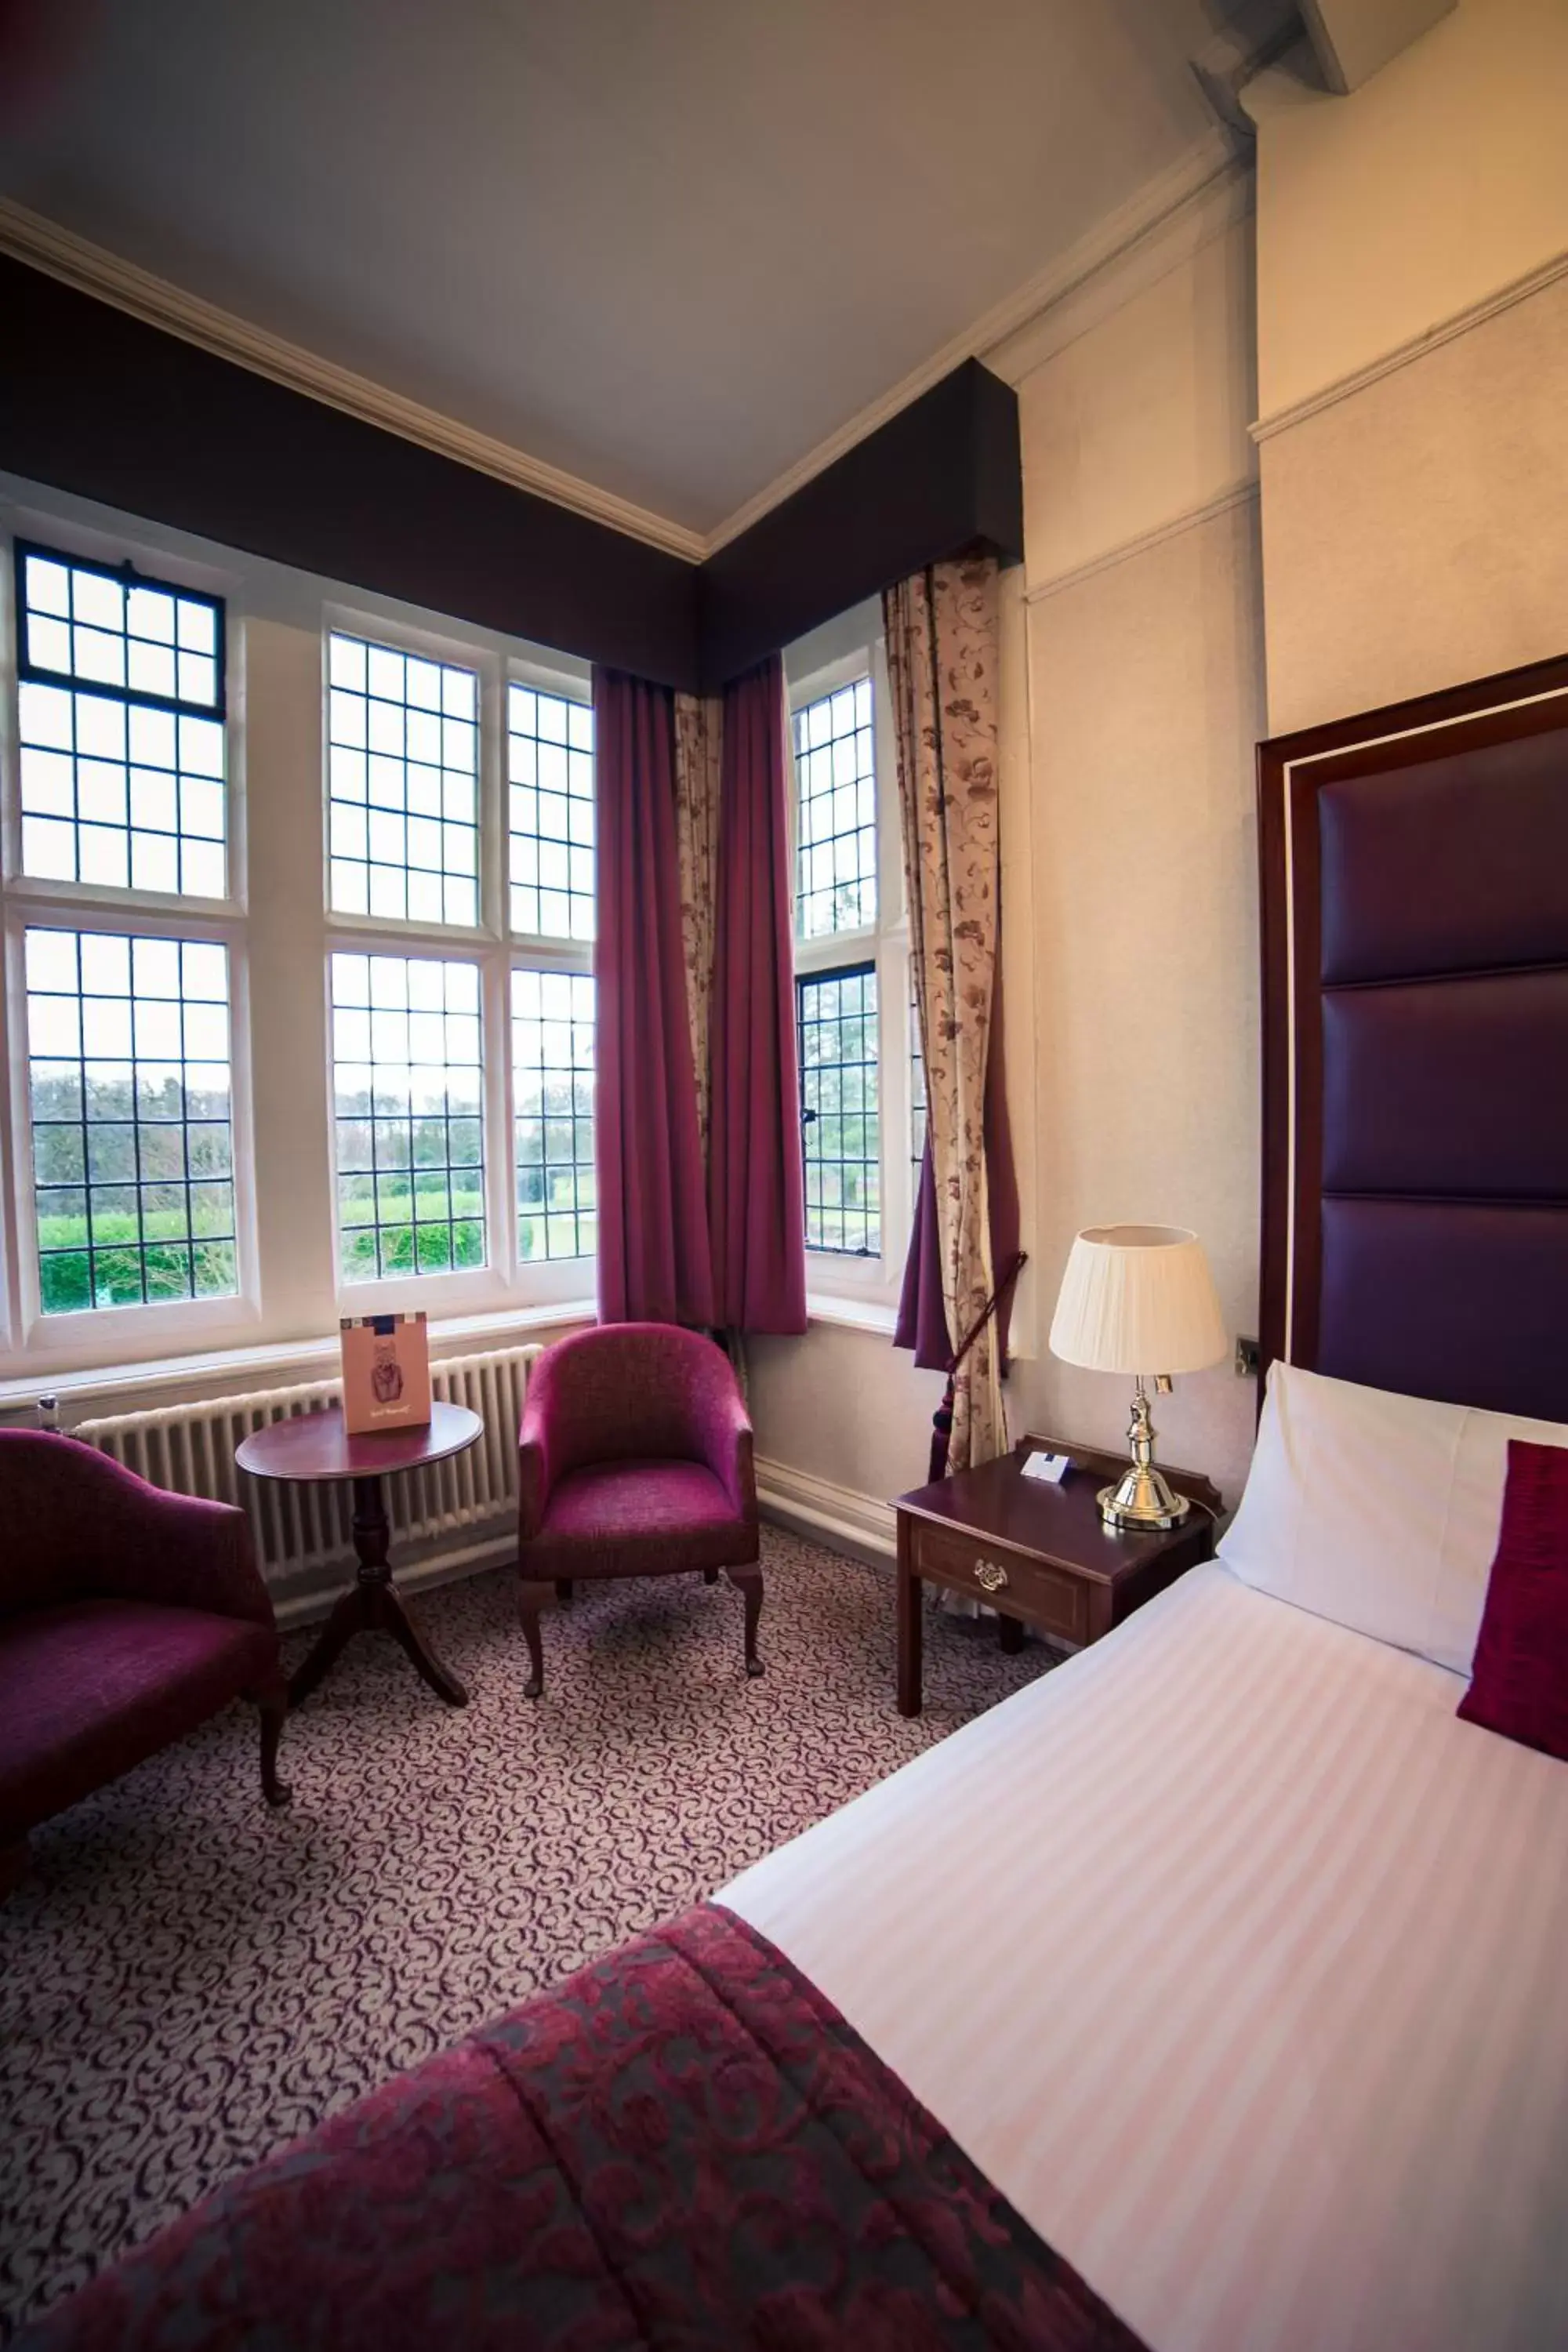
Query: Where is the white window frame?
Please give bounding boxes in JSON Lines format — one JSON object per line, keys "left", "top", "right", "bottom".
{"left": 506, "top": 652, "right": 597, "bottom": 1298}
{"left": 0, "top": 503, "right": 260, "bottom": 1367}
{"left": 321, "top": 608, "right": 597, "bottom": 1317}
{"left": 786, "top": 611, "right": 915, "bottom": 1313}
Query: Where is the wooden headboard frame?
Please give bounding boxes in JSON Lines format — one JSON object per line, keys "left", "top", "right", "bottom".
{"left": 1257, "top": 650, "right": 1568, "bottom": 1421}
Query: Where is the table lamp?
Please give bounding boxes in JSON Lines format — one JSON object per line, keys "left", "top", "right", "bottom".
{"left": 1048, "top": 1225, "right": 1228, "bottom": 1531}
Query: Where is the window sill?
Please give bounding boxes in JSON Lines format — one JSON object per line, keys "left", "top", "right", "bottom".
{"left": 804, "top": 1291, "right": 900, "bottom": 1338}
{"left": 0, "top": 1298, "right": 597, "bottom": 1415}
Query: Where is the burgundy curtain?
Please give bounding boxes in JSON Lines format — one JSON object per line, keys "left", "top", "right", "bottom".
{"left": 593, "top": 670, "right": 714, "bottom": 1327}
{"left": 708, "top": 657, "right": 808, "bottom": 1334}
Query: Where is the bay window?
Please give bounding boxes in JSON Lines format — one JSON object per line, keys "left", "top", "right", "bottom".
{"left": 1, "top": 488, "right": 600, "bottom": 1385}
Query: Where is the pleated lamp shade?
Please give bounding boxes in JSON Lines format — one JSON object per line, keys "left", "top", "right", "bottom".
{"left": 1049, "top": 1225, "right": 1228, "bottom": 1377}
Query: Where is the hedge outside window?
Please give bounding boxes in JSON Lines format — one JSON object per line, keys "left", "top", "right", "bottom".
{"left": 331, "top": 951, "right": 485, "bottom": 1283}
{"left": 513, "top": 967, "right": 596, "bottom": 1260}
{"left": 24, "top": 925, "right": 237, "bottom": 1314}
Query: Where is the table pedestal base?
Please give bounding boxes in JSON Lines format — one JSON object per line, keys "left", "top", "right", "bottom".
{"left": 289, "top": 1473, "right": 468, "bottom": 1708}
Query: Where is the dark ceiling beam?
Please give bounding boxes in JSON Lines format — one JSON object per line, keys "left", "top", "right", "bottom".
{"left": 697, "top": 361, "right": 1022, "bottom": 691}
{"left": 0, "top": 254, "right": 701, "bottom": 688}
{"left": 0, "top": 254, "right": 1022, "bottom": 691}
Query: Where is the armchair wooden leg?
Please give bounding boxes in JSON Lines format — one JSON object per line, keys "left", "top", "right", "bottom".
{"left": 555, "top": 1579, "right": 575, "bottom": 1606}
{"left": 519, "top": 1579, "right": 555, "bottom": 1699}
{"left": 702, "top": 1568, "right": 718, "bottom": 1584}
{"left": 255, "top": 1678, "right": 292, "bottom": 1809}
{"left": 731, "top": 1566, "right": 764, "bottom": 1678}
{"left": 0, "top": 1840, "right": 27, "bottom": 1901}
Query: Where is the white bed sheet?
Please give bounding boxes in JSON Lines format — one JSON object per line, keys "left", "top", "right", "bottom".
{"left": 723, "top": 1564, "right": 1568, "bottom": 2352}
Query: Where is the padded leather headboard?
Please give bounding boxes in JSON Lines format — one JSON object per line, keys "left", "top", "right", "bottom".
{"left": 1258, "top": 652, "right": 1568, "bottom": 1422}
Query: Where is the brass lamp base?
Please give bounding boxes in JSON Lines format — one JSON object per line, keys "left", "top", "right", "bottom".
{"left": 1098, "top": 1375, "right": 1190, "bottom": 1532}
{"left": 1098, "top": 1465, "right": 1190, "bottom": 1532}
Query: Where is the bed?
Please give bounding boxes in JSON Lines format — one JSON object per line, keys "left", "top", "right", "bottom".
{"left": 20, "top": 653, "right": 1568, "bottom": 2348}
{"left": 729, "top": 1562, "right": 1568, "bottom": 2350}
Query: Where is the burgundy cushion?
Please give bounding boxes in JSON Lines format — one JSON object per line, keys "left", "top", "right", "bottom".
{"left": 521, "top": 1323, "right": 749, "bottom": 1487}
{"left": 0, "top": 1600, "right": 276, "bottom": 1843}
{"left": 1457, "top": 1442, "right": 1568, "bottom": 1762}
{"left": 526, "top": 1459, "right": 757, "bottom": 1581}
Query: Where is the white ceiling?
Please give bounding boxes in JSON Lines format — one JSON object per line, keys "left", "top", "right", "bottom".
{"left": 0, "top": 0, "right": 1287, "bottom": 539}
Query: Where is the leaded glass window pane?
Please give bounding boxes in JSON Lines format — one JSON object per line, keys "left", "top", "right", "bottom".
{"left": 793, "top": 677, "right": 875, "bottom": 938}
{"left": 16, "top": 543, "right": 227, "bottom": 900}
{"left": 513, "top": 968, "right": 596, "bottom": 1259}
{"left": 797, "top": 963, "right": 880, "bottom": 1256}
{"left": 332, "top": 951, "right": 485, "bottom": 1281}
{"left": 508, "top": 684, "right": 594, "bottom": 942}
{"left": 25, "top": 926, "right": 237, "bottom": 1312}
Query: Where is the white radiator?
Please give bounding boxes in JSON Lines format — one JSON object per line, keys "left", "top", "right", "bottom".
{"left": 73, "top": 1345, "right": 537, "bottom": 1588}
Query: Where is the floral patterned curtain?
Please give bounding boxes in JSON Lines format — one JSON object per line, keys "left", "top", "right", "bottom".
{"left": 673, "top": 691, "right": 723, "bottom": 1160}
{"left": 883, "top": 554, "right": 1007, "bottom": 1472}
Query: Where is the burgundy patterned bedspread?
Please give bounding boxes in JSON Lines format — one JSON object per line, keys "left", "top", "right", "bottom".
{"left": 20, "top": 1903, "right": 1144, "bottom": 2350}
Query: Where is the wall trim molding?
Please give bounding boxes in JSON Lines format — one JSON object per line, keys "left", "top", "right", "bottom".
{"left": 756, "top": 1454, "right": 898, "bottom": 1563}
{"left": 277, "top": 1461, "right": 901, "bottom": 1630}
{"left": 706, "top": 132, "right": 1242, "bottom": 555}
{"left": 0, "top": 198, "right": 707, "bottom": 564}
{"left": 983, "top": 151, "right": 1254, "bottom": 391}
{"left": 1025, "top": 477, "right": 1259, "bottom": 606}
{"left": 1251, "top": 245, "right": 1568, "bottom": 445}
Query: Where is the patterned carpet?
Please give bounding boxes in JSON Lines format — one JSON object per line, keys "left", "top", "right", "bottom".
{"left": 0, "top": 1529, "right": 1053, "bottom": 2336}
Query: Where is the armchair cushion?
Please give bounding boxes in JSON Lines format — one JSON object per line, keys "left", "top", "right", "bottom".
{"left": 0, "top": 1601, "right": 278, "bottom": 1846}
{"left": 525, "top": 1460, "right": 755, "bottom": 1582}
{"left": 518, "top": 1324, "right": 757, "bottom": 1544}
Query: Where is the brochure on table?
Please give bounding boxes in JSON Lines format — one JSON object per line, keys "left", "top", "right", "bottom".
{"left": 340, "top": 1311, "right": 433, "bottom": 1436}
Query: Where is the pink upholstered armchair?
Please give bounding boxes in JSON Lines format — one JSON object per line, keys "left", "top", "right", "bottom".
{"left": 0, "top": 1432, "right": 289, "bottom": 1896}
{"left": 516, "top": 1323, "right": 762, "bottom": 1698}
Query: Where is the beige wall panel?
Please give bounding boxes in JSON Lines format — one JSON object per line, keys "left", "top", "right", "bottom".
{"left": 1261, "top": 271, "right": 1568, "bottom": 735}
{"left": 1252, "top": 0, "right": 1568, "bottom": 420}
{"left": 1020, "top": 209, "right": 1258, "bottom": 593}
{"left": 1003, "top": 498, "right": 1266, "bottom": 1504}
{"left": 747, "top": 1322, "right": 946, "bottom": 1512}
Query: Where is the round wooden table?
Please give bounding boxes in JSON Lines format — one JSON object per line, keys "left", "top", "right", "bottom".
{"left": 238, "top": 1403, "right": 481, "bottom": 1709}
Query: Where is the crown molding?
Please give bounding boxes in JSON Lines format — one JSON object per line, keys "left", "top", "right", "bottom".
{"left": 0, "top": 198, "right": 707, "bottom": 564}
{"left": 983, "top": 148, "right": 1253, "bottom": 390}
{"left": 2, "top": 128, "right": 1265, "bottom": 583}
{"left": 1250, "top": 245, "right": 1568, "bottom": 445}
{"left": 702, "top": 129, "right": 1243, "bottom": 555}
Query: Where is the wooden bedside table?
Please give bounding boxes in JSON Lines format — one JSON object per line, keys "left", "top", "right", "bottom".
{"left": 892, "top": 1433, "right": 1220, "bottom": 1716}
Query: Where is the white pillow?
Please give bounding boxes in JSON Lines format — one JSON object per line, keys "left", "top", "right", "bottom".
{"left": 1218, "top": 1361, "right": 1568, "bottom": 1676}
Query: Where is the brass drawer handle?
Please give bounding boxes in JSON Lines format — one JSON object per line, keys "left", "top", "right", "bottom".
{"left": 973, "top": 1558, "right": 1009, "bottom": 1593}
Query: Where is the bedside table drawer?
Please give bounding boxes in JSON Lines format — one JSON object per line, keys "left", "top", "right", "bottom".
{"left": 909, "top": 1519, "right": 1088, "bottom": 1644}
